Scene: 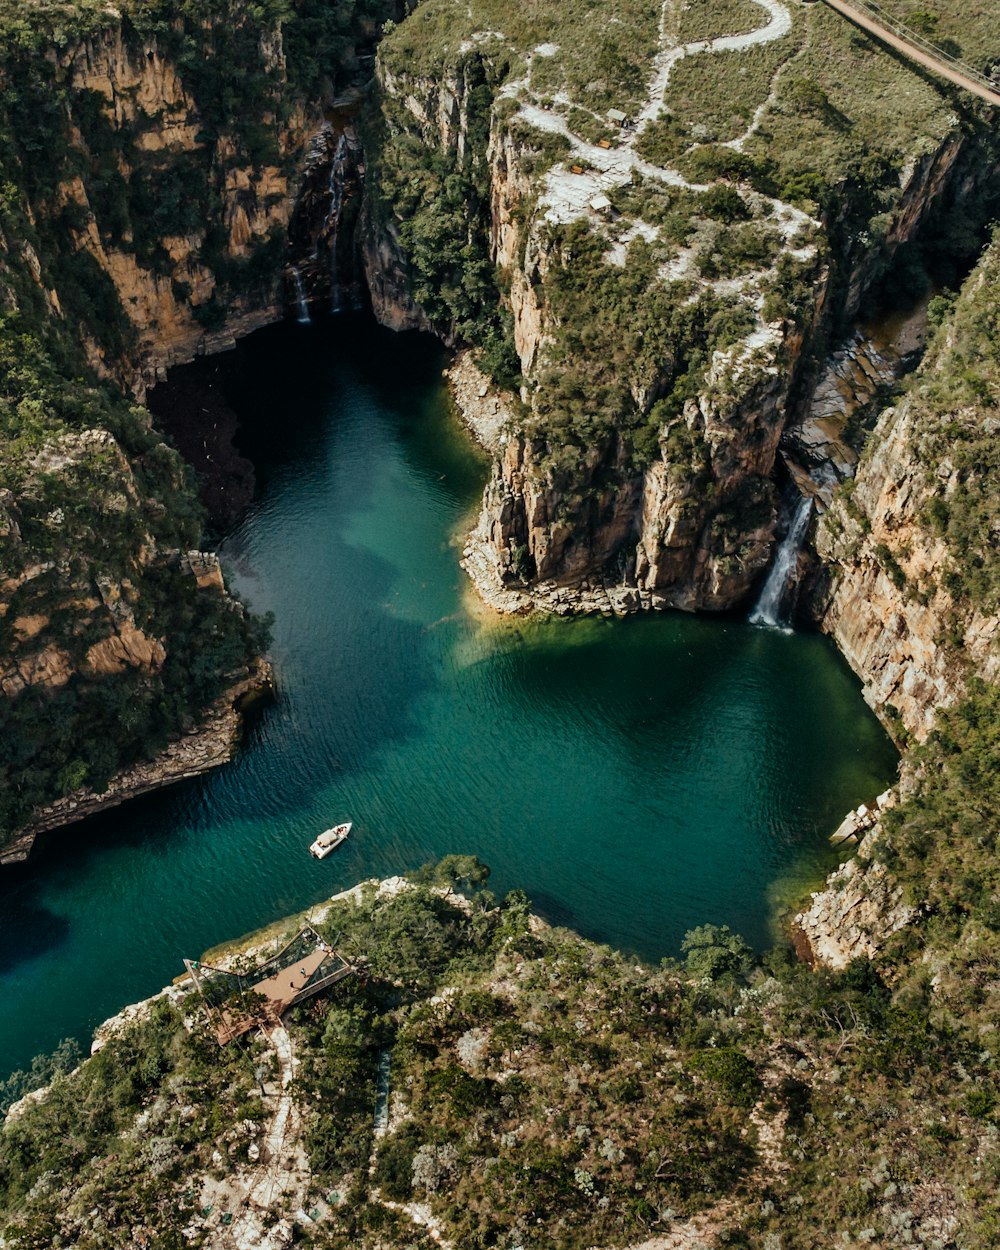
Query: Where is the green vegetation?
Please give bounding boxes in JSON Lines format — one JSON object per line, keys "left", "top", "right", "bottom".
{"left": 381, "top": 0, "right": 661, "bottom": 114}
{"left": 909, "top": 233, "right": 1000, "bottom": 613}
{"left": 738, "top": 1, "right": 999, "bottom": 229}
{"left": 3, "top": 840, "right": 1000, "bottom": 1247}
{"left": 0, "top": 0, "right": 403, "bottom": 845}
{"left": 879, "top": 682, "right": 1000, "bottom": 1008}
{"left": 665, "top": 31, "right": 805, "bottom": 146}
{"left": 527, "top": 217, "right": 762, "bottom": 475}
{"left": 364, "top": 51, "right": 520, "bottom": 383}
{"left": 0, "top": 319, "right": 270, "bottom": 839}
{"left": 677, "top": 0, "right": 764, "bottom": 44}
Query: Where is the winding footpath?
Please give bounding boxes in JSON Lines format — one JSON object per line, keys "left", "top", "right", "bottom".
{"left": 217, "top": 1025, "right": 309, "bottom": 1250}
{"left": 510, "top": 0, "right": 807, "bottom": 237}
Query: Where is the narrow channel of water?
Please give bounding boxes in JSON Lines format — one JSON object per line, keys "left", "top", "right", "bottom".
{"left": 0, "top": 316, "right": 897, "bottom": 1076}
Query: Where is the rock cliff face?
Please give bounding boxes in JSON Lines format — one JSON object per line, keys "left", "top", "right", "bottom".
{"left": 814, "top": 398, "right": 999, "bottom": 742}
{"left": 799, "top": 239, "right": 1000, "bottom": 969}
{"left": 0, "top": 397, "right": 268, "bottom": 849}
{"left": 367, "top": 16, "right": 1000, "bottom": 618}
{"left": 814, "top": 245, "right": 1000, "bottom": 743}
{"left": 795, "top": 825, "right": 916, "bottom": 969}
{"left": 470, "top": 121, "right": 999, "bottom": 618}
{"left": 0, "top": 3, "right": 369, "bottom": 854}
{"left": 463, "top": 340, "right": 791, "bottom": 615}
{"left": 31, "top": 26, "right": 312, "bottom": 392}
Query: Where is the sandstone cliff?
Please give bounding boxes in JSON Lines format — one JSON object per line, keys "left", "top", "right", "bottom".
{"left": 799, "top": 238, "right": 1000, "bottom": 970}
{"left": 367, "top": 2, "right": 1000, "bottom": 617}
{"left": 0, "top": 1, "right": 380, "bottom": 854}
{"left": 795, "top": 824, "right": 916, "bottom": 969}
{"left": 815, "top": 241, "right": 1000, "bottom": 742}
{"left": 17, "top": 24, "right": 308, "bottom": 392}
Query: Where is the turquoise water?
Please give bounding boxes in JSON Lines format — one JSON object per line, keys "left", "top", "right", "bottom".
{"left": 0, "top": 317, "right": 897, "bottom": 1076}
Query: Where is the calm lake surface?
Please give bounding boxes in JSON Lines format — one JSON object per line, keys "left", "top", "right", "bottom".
{"left": 0, "top": 316, "right": 897, "bottom": 1076}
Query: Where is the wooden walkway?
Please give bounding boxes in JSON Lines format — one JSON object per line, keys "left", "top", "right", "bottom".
{"left": 818, "top": 0, "right": 1000, "bottom": 108}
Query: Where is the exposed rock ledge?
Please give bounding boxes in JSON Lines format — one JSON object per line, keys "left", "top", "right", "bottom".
{"left": 461, "top": 537, "right": 683, "bottom": 618}
{"left": 443, "top": 350, "right": 515, "bottom": 455}
{"left": 0, "top": 662, "right": 272, "bottom": 867}
{"left": 448, "top": 353, "right": 683, "bottom": 618}
{"left": 794, "top": 826, "right": 915, "bottom": 970}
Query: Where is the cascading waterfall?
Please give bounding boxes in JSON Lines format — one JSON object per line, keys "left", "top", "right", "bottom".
{"left": 749, "top": 494, "right": 813, "bottom": 629}
{"left": 327, "top": 132, "right": 350, "bottom": 313}
{"left": 292, "top": 268, "right": 311, "bottom": 325}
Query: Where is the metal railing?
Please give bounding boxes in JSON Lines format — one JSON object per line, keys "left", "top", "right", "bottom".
{"left": 820, "top": 0, "right": 1000, "bottom": 99}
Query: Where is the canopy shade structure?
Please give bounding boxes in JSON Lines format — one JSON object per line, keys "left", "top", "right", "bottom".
{"left": 183, "top": 925, "right": 356, "bottom": 1044}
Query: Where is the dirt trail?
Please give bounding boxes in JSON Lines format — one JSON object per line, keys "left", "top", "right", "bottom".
{"left": 507, "top": 0, "right": 811, "bottom": 250}
{"left": 209, "top": 1024, "right": 310, "bottom": 1250}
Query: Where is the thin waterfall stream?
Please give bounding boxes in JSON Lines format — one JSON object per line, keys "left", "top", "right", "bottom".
{"left": 327, "top": 132, "right": 350, "bottom": 313}
{"left": 292, "top": 268, "right": 311, "bottom": 325}
{"left": 0, "top": 318, "right": 897, "bottom": 1076}
{"left": 750, "top": 494, "right": 813, "bottom": 629}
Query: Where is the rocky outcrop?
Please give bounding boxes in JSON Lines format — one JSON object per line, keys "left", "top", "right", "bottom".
{"left": 45, "top": 28, "right": 316, "bottom": 391}
{"left": 368, "top": 18, "right": 1000, "bottom": 618}
{"left": 814, "top": 371, "right": 999, "bottom": 743}
{"left": 0, "top": 661, "right": 271, "bottom": 866}
{"left": 462, "top": 334, "right": 788, "bottom": 615}
{"left": 782, "top": 332, "right": 899, "bottom": 505}
{"left": 0, "top": 5, "right": 372, "bottom": 854}
{"left": 795, "top": 826, "right": 916, "bottom": 969}
{"left": 2, "top": 429, "right": 191, "bottom": 696}
{"left": 444, "top": 351, "right": 516, "bottom": 454}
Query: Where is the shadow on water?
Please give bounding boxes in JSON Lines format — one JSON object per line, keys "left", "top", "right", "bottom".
{"left": 224, "top": 316, "right": 455, "bottom": 488}
{"left": 0, "top": 867, "right": 71, "bottom": 978}
{"left": 0, "top": 311, "right": 898, "bottom": 1078}
{"left": 526, "top": 890, "right": 586, "bottom": 935}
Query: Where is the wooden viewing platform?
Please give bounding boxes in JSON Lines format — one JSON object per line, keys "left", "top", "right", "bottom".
{"left": 817, "top": 0, "right": 1000, "bottom": 108}
{"left": 183, "top": 926, "right": 357, "bottom": 1045}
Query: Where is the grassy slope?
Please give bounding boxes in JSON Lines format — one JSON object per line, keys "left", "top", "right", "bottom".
{"left": 1, "top": 859, "right": 998, "bottom": 1248}
{"left": 372, "top": 0, "right": 1000, "bottom": 481}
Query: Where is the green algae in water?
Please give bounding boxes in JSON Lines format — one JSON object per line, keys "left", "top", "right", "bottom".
{"left": 0, "top": 316, "right": 897, "bottom": 1076}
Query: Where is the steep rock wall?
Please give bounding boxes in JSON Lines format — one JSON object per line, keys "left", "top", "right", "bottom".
{"left": 815, "top": 398, "right": 999, "bottom": 741}
{"left": 814, "top": 243, "right": 1000, "bottom": 742}
{"left": 367, "top": 22, "right": 1000, "bottom": 618}
{"left": 34, "top": 26, "right": 312, "bottom": 391}
{"left": 469, "top": 123, "right": 1000, "bottom": 617}
{"left": 0, "top": 2, "right": 387, "bottom": 855}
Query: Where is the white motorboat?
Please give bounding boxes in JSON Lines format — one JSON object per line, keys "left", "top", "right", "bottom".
{"left": 309, "top": 821, "right": 352, "bottom": 859}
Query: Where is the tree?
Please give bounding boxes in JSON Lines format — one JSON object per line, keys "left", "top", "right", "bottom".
{"left": 681, "top": 924, "right": 755, "bottom": 981}
{"left": 414, "top": 854, "right": 491, "bottom": 896}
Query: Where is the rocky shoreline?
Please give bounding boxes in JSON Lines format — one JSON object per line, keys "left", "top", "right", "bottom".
{"left": 0, "top": 662, "right": 272, "bottom": 867}
{"left": 794, "top": 825, "right": 916, "bottom": 969}
{"left": 461, "top": 537, "right": 686, "bottom": 617}
{"left": 443, "top": 350, "right": 514, "bottom": 456}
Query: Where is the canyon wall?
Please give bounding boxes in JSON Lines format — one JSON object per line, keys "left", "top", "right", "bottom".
{"left": 0, "top": 0, "right": 389, "bottom": 854}
{"left": 798, "top": 238, "right": 1000, "bottom": 967}
{"left": 366, "top": 9, "right": 1000, "bottom": 619}
{"left": 814, "top": 240, "right": 1000, "bottom": 743}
